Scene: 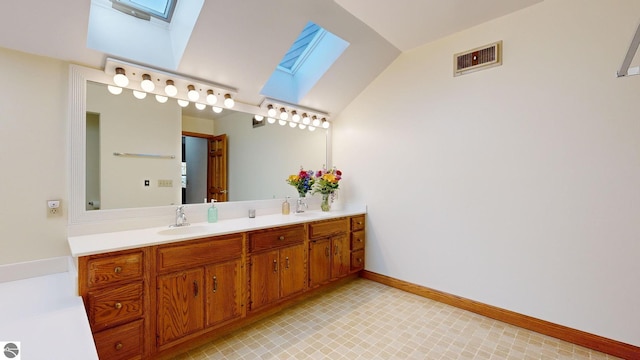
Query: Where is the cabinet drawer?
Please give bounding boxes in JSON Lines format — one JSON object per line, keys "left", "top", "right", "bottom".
{"left": 351, "top": 250, "right": 365, "bottom": 271}
{"left": 249, "top": 225, "right": 304, "bottom": 252}
{"left": 308, "top": 218, "right": 348, "bottom": 239}
{"left": 350, "top": 215, "right": 365, "bottom": 232}
{"left": 157, "top": 234, "right": 243, "bottom": 273}
{"left": 93, "top": 319, "right": 143, "bottom": 360}
{"left": 87, "top": 282, "right": 143, "bottom": 330}
{"left": 86, "top": 251, "right": 143, "bottom": 289}
{"left": 351, "top": 230, "right": 365, "bottom": 251}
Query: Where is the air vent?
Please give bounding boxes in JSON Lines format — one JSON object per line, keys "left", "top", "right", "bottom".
{"left": 454, "top": 41, "right": 502, "bottom": 77}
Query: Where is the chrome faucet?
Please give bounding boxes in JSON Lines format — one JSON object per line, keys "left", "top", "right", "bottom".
{"left": 174, "top": 206, "right": 189, "bottom": 227}
{"left": 295, "top": 198, "right": 307, "bottom": 213}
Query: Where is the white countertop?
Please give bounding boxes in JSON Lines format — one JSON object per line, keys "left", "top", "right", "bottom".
{"left": 0, "top": 258, "right": 98, "bottom": 359}
{"left": 68, "top": 206, "right": 366, "bottom": 257}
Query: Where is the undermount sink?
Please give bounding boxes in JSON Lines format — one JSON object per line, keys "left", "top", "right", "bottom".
{"left": 157, "top": 225, "right": 208, "bottom": 236}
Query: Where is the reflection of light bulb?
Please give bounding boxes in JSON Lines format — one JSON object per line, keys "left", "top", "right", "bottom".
{"left": 113, "top": 67, "right": 128, "bottom": 87}
{"left": 267, "top": 117, "right": 276, "bottom": 124}
{"left": 308, "top": 126, "right": 316, "bottom": 132}
{"left": 187, "top": 85, "right": 199, "bottom": 101}
{"left": 298, "top": 124, "right": 307, "bottom": 130}
{"left": 278, "top": 119, "right": 287, "bottom": 126}
{"left": 132, "top": 90, "right": 146, "bottom": 99}
{"left": 155, "top": 95, "right": 168, "bottom": 103}
{"left": 141, "top": 74, "right": 155, "bottom": 92}
{"left": 254, "top": 115, "right": 264, "bottom": 121}
{"left": 177, "top": 99, "right": 189, "bottom": 107}
{"left": 291, "top": 111, "right": 301, "bottom": 122}
{"left": 206, "top": 90, "right": 218, "bottom": 105}
{"left": 165, "top": 80, "right": 178, "bottom": 97}
{"left": 289, "top": 121, "right": 297, "bottom": 128}
{"left": 195, "top": 103, "right": 206, "bottom": 110}
{"left": 212, "top": 106, "right": 223, "bottom": 113}
{"left": 224, "top": 94, "right": 235, "bottom": 108}
{"left": 267, "top": 105, "right": 276, "bottom": 117}
{"left": 107, "top": 85, "right": 123, "bottom": 95}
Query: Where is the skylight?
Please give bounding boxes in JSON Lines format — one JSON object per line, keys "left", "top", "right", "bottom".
{"left": 111, "top": 0, "right": 177, "bottom": 22}
{"left": 261, "top": 22, "right": 350, "bottom": 104}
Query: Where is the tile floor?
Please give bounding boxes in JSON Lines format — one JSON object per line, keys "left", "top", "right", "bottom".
{"left": 172, "top": 279, "right": 620, "bottom": 359}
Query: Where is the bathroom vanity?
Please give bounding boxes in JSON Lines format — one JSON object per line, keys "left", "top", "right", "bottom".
{"left": 69, "top": 209, "right": 365, "bottom": 360}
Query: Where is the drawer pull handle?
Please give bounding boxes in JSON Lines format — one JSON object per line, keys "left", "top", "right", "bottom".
{"left": 114, "top": 302, "right": 122, "bottom": 310}
{"left": 286, "top": 256, "right": 290, "bottom": 269}
{"left": 278, "top": 236, "right": 285, "bottom": 241}
{"left": 273, "top": 259, "right": 278, "bottom": 272}
{"left": 213, "top": 276, "right": 218, "bottom": 293}
{"left": 358, "top": 258, "right": 363, "bottom": 263}
{"left": 114, "top": 266, "right": 122, "bottom": 274}
{"left": 115, "top": 342, "right": 123, "bottom": 351}
{"left": 358, "top": 238, "right": 363, "bottom": 242}
{"left": 357, "top": 221, "right": 363, "bottom": 225}
{"left": 193, "top": 280, "right": 199, "bottom": 297}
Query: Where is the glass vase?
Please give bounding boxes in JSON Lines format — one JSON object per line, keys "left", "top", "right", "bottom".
{"left": 321, "top": 193, "right": 331, "bottom": 212}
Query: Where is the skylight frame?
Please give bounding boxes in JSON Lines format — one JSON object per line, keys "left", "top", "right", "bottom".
{"left": 277, "top": 25, "right": 327, "bottom": 75}
{"left": 110, "top": 0, "right": 177, "bottom": 22}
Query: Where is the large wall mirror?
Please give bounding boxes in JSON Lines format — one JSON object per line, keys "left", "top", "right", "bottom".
{"left": 69, "top": 65, "right": 328, "bottom": 225}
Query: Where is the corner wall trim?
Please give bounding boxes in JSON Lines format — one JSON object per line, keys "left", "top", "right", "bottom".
{"left": 361, "top": 270, "right": 638, "bottom": 359}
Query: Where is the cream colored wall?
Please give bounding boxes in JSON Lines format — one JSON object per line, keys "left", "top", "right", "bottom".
{"left": 0, "top": 48, "right": 69, "bottom": 265}
{"left": 182, "top": 115, "right": 214, "bottom": 135}
{"left": 333, "top": 0, "right": 640, "bottom": 346}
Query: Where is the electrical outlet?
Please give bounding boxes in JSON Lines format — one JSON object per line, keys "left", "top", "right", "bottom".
{"left": 47, "top": 200, "right": 62, "bottom": 217}
{"left": 158, "top": 179, "right": 173, "bottom": 187}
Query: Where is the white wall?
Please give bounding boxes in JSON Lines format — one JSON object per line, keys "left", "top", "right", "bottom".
{"left": 334, "top": 0, "right": 640, "bottom": 346}
{"left": 0, "top": 48, "right": 69, "bottom": 265}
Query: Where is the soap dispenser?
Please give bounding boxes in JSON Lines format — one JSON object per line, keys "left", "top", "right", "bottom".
{"left": 282, "top": 197, "right": 290, "bottom": 215}
{"left": 208, "top": 199, "right": 218, "bottom": 223}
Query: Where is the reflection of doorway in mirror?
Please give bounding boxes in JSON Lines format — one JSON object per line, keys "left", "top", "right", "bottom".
{"left": 182, "top": 135, "right": 208, "bottom": 204}
{"left": 86, "top": 112, "right": 100, "bottom": 210}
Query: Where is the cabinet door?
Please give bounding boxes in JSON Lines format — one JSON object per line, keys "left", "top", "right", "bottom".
{"left": 157, "top": 268, "right": 204, "bottom": 345}
{"left": 280, "top": 244, "right": 306, "bottom": 298}
{"left": 205, "top": 259, "right": 242, "bottom": 327}
{"left": 249, "top": 250, "right": 280, "bottom": 311}
{"left": 331, "top": 234, "right": 350, "bottom": 279}
{"left": 308, "top": 239, "right": 331, "bottom": 287}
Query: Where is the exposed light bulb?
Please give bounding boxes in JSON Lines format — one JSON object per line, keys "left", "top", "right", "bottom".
{"left": 165, "top": 80, "right": 178, "bottom": 97}
{"left": 322, "top": 118, "right": 330, "bottom": 129}
{"left": 113, "top": 67, "right": 129, "bottom": 87}
{"left": 187, "top": 85, "right": 199, "bottom": 101}
{"left": 291, "top": 111, "right": 301, "bottom": 122}
{"left": 141, "top": 74, "right": 155, "bottom": 92}
{"left": 302, "top": 113, "right": 311, "bottom": 125}
{"left": 132, "top": 90, "right": 146, "bottom": 99}
{"left": 267, "top": 105, "right": 277, "bottom": 117}
{"left": 107, "top": 85, "right": 123, "bottom": 95}
{"left": 212, "top": 106, "right": 223, "bottom": 113}
{"left": 177, "top": 99, "right": 189, "bottom": 107}
{"left": 155, "top": 95, "right": 168, "bottom": 103}
{"left": 206, "top": 90, "right": 218, "bottom": 105}
{"left": 195, "top": 103, "right": 206, "bottom": 110}
{"left": 267, "top": 117, "right": 276, "bottom": 124}
{"left": 312, "top": 116, "right": 321, "bottom": 127}
{"left": 254, "top": 115, "right": 264, "bottom": 121}
{"left": 224, "top": 94, "right": 235, "bottom": 108}
{"left": 279, "top": 108, "right": 289, "bottom": 120}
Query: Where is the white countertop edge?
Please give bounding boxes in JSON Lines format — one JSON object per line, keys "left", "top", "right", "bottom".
{"left": 69, "top": 204, "right": 367, "bottom": 257}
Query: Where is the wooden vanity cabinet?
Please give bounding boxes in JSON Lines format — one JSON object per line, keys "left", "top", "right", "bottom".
{"left": 350, "top": 215, "right": 366, "bottom": 271}
{"left": 247, "top": 225, "right": 306, "bottom": 312}
{"left": 78, "top": 248, "right": 149, "bottom": 360}
{"left": 155, "top": 234, "right": 244, "bottom": 347}
{"left": 308, "top": 218, "right": 350, "bottom": 288}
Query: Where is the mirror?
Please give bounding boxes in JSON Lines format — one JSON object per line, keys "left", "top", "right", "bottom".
{"left": 69, "top": 65, "right": 329, "bottom": 225}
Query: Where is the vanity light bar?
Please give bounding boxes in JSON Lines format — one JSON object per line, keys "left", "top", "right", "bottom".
{"left": 104, "top": 58, "right": 238, "bottom": 105}
{"left": 259, "top": 97, "right": 331, "bottom": 129}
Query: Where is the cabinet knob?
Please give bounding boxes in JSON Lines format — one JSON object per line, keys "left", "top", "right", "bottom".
{"left": 115, "top": 342, "right": 123, "bottom": 351}
{"left": 114, "top": 302, "right": 122, "bottom": 310}
{"left": 114, "top": 266, "right": 122, "bottom": 273}
{"left": 278, "top": 236, "right": 285, "bottom": 241}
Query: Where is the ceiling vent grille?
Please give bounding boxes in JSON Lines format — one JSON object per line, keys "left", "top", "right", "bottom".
{"left": 454, "top": 41, "right": 502, "bottom": 77}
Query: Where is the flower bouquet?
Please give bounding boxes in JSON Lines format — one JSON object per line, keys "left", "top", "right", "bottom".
{"left": 286, "top": 167, "right": 315, "bottom": 197}
{"left": 312, "top": 166, "right": 342, "bottom": 211}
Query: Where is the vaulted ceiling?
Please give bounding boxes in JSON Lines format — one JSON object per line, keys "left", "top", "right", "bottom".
{"left": 0, "top": 0, "right": 542, "bottom": 118}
